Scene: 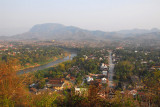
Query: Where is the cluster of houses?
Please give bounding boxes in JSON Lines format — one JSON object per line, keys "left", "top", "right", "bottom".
{"left": 85, "top": 63, "right": 109, "bottom": 85}
{"left": 118, "top": 75, "right": 147, "bottom": 100}
{"left": 112, "top": 50, "right": 160, "bottom": 102}
{"left": 150, "top": 66, "right": 160, "bottom": 71}
{"left": 46, "top": 78, "right": 65, "bottom": 90}
{"left": 83, "top": 62, "right": 109, "bottom": 83}
{"left": 74, "top": 63, "right": 110, "bottom": 97}
{"left": 29, "top": 78, "right": 68, "bottom": 95}
{"left": 52, "top": 40, "right": 107, "bottom": 48}
{"left": 28, "top": 48, "right": 111, "bottom": 96}
{"left": 0, "top": 42, "right": 17, "bottom": 55}
{"left": 29, "top": 66, "right": 80, "bottom": 94}
{"left": 29, "top": 60, "right": 110, "bottom": 96}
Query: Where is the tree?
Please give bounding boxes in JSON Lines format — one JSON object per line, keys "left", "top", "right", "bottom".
{"left": 0, "top": 59, "right": 59, "bottom": 106}
{"left": 58, "top": 63, "right": 65, "bottom": 71}
{"left": 0, "top": 60, "right": 30, "bottom": 106}
{"left": 37, "top": 79, "right": 45, "bottom": 89}
{"left": 115, "top": 61, "right": 134, "bottom": 82}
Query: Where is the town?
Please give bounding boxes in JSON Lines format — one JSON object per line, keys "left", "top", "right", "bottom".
{"left": 16, "top": 41, "right": 158, "bottom": 106}
{"left": 0, "top": 40, "right": 160, "bottom": 106}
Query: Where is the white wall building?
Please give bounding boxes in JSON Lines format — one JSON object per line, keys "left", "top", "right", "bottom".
{"left": 101, "top": 78, "right": 107, "bottom": 84}
{"left": 86, "top": 76, "right": 94, "bottom": 82}
{"left": 102, "top": 71, "right": 108, "bottom": 76}
{"left": 101, "top": 63, "right": 108, "bottom": 69}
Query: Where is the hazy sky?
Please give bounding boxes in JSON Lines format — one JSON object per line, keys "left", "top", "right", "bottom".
{"left": 0, "top": 0, "right": 160, "bottom": 36}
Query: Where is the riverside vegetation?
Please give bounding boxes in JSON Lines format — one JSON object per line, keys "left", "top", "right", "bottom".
{"left": 0, "top": 45, "right": 160, "bottom": 106}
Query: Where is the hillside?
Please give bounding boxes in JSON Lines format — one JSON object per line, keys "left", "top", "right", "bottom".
{"left": 0, "top": 23, "right": 160, "bottom": 41}
{"left": 11, "top": 23, "right": 107, "bottom": 41}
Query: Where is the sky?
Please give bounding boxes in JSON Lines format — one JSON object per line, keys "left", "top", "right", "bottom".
{"left": 0, "top": 0, "right": 160, "bottom": 36}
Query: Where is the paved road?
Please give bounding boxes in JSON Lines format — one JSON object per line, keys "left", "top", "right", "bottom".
{"left": 108, "top": 51, "right": 115, "bottom": 88}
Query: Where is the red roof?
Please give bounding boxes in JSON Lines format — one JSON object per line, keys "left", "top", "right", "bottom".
{"left": 49, "top": 78, "right": 63, "bottom": 85}
{"left": 70, "top": 76, "right": 75, "bottom": 80}
{"left": 138, "top": 92, "right": 145, "bottom": 95}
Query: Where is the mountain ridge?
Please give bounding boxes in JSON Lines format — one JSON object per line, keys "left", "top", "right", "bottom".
{"left": 0, "top": 23, "right": 160, "bottom": 41}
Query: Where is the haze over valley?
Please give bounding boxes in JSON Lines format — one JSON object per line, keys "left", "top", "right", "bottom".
{"left": 0, "top": 0, "right": 160, "bottom": 107}
{"left": 1, "top": 23, "right": 160, "bottom": 43}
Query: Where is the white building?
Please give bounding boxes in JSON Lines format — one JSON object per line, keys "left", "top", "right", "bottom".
{"left": 101, "top": 63, "right": 108, "bottom": 69}
{"left": 83, "top": 55, "right": 88, "bottom": 60}
{"left": 86, "top": 76, "right": 94, "bottom": 82}
{"left": 102, "top": 71, "right": 108, "bottom": 76}
{"left": 99, "top": 57, "right": 103, "bottom": 60}
{"left": 75, "top": 88, "right": 88, "bottom": 95}
{"left": 101, "top": 78, "right": 107, "bottom": 84}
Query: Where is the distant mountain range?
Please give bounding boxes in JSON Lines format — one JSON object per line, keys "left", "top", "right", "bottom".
{"left": 117, "top": 28, "right": 160, "bottom": 34}
{"left": 1, "top": 23, "right": 160, "bottom": 41}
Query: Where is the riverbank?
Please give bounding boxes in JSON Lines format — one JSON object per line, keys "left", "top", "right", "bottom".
{"left": 18, "top": 52, "right": 70, "bottom": 71}
{"left": 18, "top": 52, "right": 77, "bottom": 74}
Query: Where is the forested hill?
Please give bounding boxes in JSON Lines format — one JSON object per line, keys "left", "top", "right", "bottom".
{"left": 1, "top": 23, "right": 160, "bottom": 41}
{"left": 11, "top": 23, "right": 109, "bottom": 41}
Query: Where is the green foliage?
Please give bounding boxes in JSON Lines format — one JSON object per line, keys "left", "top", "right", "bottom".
{"left": 37, "top": 79, "right": 46, "bottom": 89}
{"left": 31, "top": 92, "right": 58, "bottom": 107}
{"left": 115, "top": 61, "right": 134, "bottom": 82}
{"left": 56, "top": 83, "right": 110, "bottom": 107}
{"left": 35, "top": 48, "right": 105, "bottom": 81}
{"left": 0, "top": 45, "right": 65, "bottom": 69}
{"left": 76, "top": 73, "right": 83, "bottom": 85}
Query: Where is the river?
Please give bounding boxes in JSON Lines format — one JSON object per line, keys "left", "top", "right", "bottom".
{"left": 18, "top": 52, "right": 77, "bottom": 74}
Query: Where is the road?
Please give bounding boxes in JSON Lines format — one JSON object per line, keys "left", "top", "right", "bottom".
{"left": 108, "top": 51, "right": 115, "bottom": 88}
